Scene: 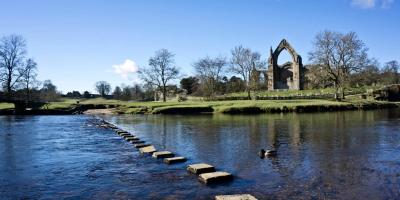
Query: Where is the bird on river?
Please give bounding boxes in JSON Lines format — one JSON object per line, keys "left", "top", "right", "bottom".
{"left": 258, "top": 149, "right": 266, "bottom": 158}
{"left": 258, "top": 149, "right": 277, "bottom": 158}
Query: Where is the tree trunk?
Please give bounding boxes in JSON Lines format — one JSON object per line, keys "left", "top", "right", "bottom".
{"left": 334, "top": 83, "right": 339, "bottom": 100}
{"left": 162, "top": 85, "right": 167, "bottom": 102}
{"left": 26, "top": 88, "right": 29, "bottom": 102}
{"left": 341, "top": 87, "right": 345, "bottom": 99}
{"left": 26, "top": 82, "right": 30, "bottom": 102}
{"left": 7, "top": 71, "right": 13, "bottom": 98}
{"left": 6, "top": 80, "right": 12, "bottom": 101}
{"left": 247, "top": 89, "right": 251, "bottom": 100}
{"left": 246, "top": 80, "right": 251, "bottom": 100}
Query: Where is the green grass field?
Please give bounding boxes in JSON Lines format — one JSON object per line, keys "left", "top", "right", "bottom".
{"left": 0, "top": 103, "right": 14, "bottom": 110}
{"left": 226, "top": 86, "right": 379, "bottom": 98}
{"left": 1, "top": 86, "right": 398, "bottom": 115}
{"left": 35, "top": 97, "right": 397, "bottom": 114}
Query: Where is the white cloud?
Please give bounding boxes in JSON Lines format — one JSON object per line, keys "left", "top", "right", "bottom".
{"left": 112, "top": 59, "right": 139, "bottom": 79}
{"left": 351, "top": 0, "right": 395, "bottom": 9}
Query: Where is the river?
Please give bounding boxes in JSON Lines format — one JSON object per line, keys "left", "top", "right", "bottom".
{"left": 1, "top": 109, "right": 400, "bottom": 199}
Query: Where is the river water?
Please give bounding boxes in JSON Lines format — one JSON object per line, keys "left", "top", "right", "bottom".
{"left": 1, "top": 109, "right": 400, "bottom": 199}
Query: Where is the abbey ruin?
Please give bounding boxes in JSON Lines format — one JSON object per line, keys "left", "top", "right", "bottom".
{"left": 252, "top": 39, "right": 305, "bottom": 90}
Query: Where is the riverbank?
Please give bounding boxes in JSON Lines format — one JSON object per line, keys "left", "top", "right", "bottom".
{"left": 123, "top": 99, "right": 400, "bottom": 114}
{"left": 1, "top": 98, "right": 399, "bottom": 115}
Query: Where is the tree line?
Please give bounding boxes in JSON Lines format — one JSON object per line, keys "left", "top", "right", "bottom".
{"left": 307, "top": 31, "right": 399, "bottom": 99}
{"left": 134, "top": 30, "right": 399, "bottom": 101}
{"left": 2, "top": 31, "right": 399, "bottom": 103}
{"left": 86, "top": 30, "right": 399, "bottom": 102}
{"left": 0, "top": 35, "right": 58, "bottom": 102}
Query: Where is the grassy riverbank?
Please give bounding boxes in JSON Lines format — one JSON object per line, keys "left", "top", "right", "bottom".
{"left": 122, "top": 99, "right": 399, "bottom": 114}
{"left": 0, "top": 103, "right": 14, "bottom": 110}
{"left": 1, "top": 97, "right": 399, "bottom": 115}
{"left": 223, "top": 86, "right": 380, "bottom": 99}
{"left": 46, "top": 98, "right": 400, "bottom": 114}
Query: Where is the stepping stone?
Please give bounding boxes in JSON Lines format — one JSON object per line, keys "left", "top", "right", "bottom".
{"left": 139, "top": 145, "right": 156, "bottom": 154}
{"left": 215, "top": 194, "right": 257, "bottom": 200}
{"left": 152, "top": 151, "right": 174, "bottom": 159}
{"left": 199, "top": 172, "right": 233, "bottom": 184}
{"left": 125, "top": 137, "right": 139, "bottom": 142}
{"left": 187, "top": 163, "right": 215, "bottom": 174}
{"left": 135, "top": 143, "right": 151, "bottom": 148}
{"left": 130, "top": 140, "right": 145, "bottom": 144}
{"left": 117, "top": 131, "right": 129, "bottom": 134}
{"left": 123, "top": 135, "right": 136, "bottom": 138}
{"left": 119, "top": 133, "right": 131, "bottom": 137}
{"left": 164, "top": 157, "right": 187, "bottom": 164}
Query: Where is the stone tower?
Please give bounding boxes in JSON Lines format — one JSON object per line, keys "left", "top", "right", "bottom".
{"left": 267, "top": 39, "right": 304, "bottom": 90}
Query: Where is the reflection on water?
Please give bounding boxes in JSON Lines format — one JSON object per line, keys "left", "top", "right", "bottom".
{"left": 1, "top": 109, "right": 400, "bottom": 199}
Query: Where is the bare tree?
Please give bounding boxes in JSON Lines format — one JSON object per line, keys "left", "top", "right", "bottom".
{"left": 230, "top": 45, "right": 265, "bottom": 99}
{"left": 112, "top": 86, "right": 122, "bottom": 100}
{"left": 95, "top": 81, "right": 111, "bottom": 97}
{"left": 193, "top": 56, "right": 226, "bottom": 98}
{"left": 139, "top": 49, "right": 179, "bottom": 102}
{"left": 0, "top": 35, "right": 27, "bottom": 99}
{"left": 20, "top": 58, "right": 39, "bottom": 101}
{"left": 350, "top": 59, "right": 381, "bottom": 87}
{"left": 305, "top": 64, "right": 333, "bottom": 89}
{"left": 40, "top": 80, "right": 59, "bottom": 102}
{"left": 309, "top": 31, "right": 369, "bottom": 99}
{"left": 381, "top": 60, "right": 399, "bottom": 84}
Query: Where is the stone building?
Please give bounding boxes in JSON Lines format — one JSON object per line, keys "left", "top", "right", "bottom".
{"left": 252, "top": 39, "right": 305, "bottom": 90}
{"left": 267, "top": 39, "right": 305, "bottom": 90}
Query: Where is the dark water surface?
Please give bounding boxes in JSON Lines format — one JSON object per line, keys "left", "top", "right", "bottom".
{"left": 1, "top": 109, "right": 400, "bottom": 199}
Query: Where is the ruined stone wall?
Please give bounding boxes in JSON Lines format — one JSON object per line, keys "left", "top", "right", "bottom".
{"left": 266, "top": 39, "right": 304, "bottom": 90}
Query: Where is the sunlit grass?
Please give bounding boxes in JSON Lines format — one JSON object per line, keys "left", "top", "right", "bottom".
{"left": 3, "top": 95, "right": 395, "bottom": 114}
{"left": 0, "top": 103, "right": 14, "bottom": 109}
{"left": 43, "top": 98, "right": 80, "bottom": 109}
{"left": 227, "top": 86, "right": 380, "bottom": 98}
{"left": 55, "top": 97, "right": 395, "bottom": 114}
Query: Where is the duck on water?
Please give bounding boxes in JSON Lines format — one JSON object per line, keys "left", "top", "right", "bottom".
{"left": 258, "top": 149, "right": 277, "bottom": 159}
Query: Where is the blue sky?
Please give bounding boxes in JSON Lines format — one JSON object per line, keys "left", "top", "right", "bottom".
{"left": 0, "top": 0, "right": 399, "bottom": 93}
